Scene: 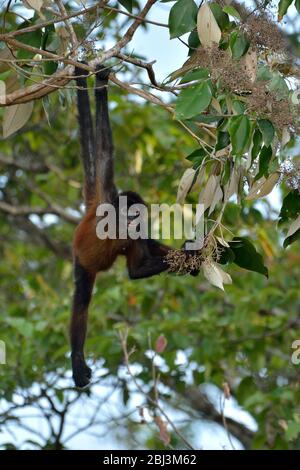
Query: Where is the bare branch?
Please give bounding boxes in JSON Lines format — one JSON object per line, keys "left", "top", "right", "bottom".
{"left": 0, "top": 200, "right": 79, "bottom": 224}
{"left": 119, "top": 328, "right": 195, "bottom": 450}
{"left": 55, "top": 0, "right": 78, "bottom": 49}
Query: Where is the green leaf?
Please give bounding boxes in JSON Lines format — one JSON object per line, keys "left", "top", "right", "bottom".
{"left": 17, "top": 28, "right": 42, "bottom": 60}
{"left": 43, "top": 31, "right": 60, "bottom": 53}
{"left": 257, "top": 65, "right": 273, "bottom": 82}
{"left": 251, "top": 128, "right": 263, "bottom": 164}
{"left": 221, "top": 158, "right": 232, "bottom": 186}
{"left": 268, "top": 73, "right": 289, "bottom": 99}
{"left": 232, "top": 100, "right": 246, "bottom": 114}
{"left": 218, "top": 246, "right": 235, "bottom": 265}
{"left": 118, "top": 0, "right": 133, "bottom": 12}
{"left": 169, "top": 0, "right": 198, "bottom": 39}
{"left": 222, "top": 5, "right": 241, "bottom": 20}
{"left": 229, "top": 31, "right": 249, "bottom": 59}
{"left": 187, "top": 30, "right": 200, "bottom": 55}
{"left": 175, "top": 81, "right": 212, "bottom": 119}
{"left": 284, "top": 228, "right": 300, "bottom": 248}
{"left": 295, "top": 0, "right": 300, "bottom": 13}
{"left": 278, "top": 0, "right": 293, "bottom": 19}
{"left": 229, "top": 237, "right": 268, "bottom": 277}
{"left": 228, "top": 115, "right": 251, "bottom": 155}
{"left": 180, "top": 68, "right": 209, "bottom": 84}
{"left": 279, "top": 190, "right": 300, "bottom": 224}
{"left": 186, "top": 148, "right": 207, "bottom": 169}
{"left": 255, "top": 145, "right": 273, "bottom": 181}
{"left": 215, "top": 131, "right": 230, "bottom": 151}
{"left": 43, "top": 61, "right": 58, "bottom": 76}
{"left": 285, "top": 421, "right": 300, "bottom": 441}
{"left": 258, "top": 119, "right": 275, "bottom": 147}
{"left": 209, "top": 3, "right": 230, "bottom": 30}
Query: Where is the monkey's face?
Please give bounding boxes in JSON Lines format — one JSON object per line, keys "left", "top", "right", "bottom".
{"left": 117, "top": 191, "right": 148, "bottom": 232}
{"left": 127, "top": 206, "right": 141, "bottom": 227}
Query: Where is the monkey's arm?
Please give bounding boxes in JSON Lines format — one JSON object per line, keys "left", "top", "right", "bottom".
{"left": 74, "top": 66, "right": 96, "bottom": 207}
{"left": 126, "top": 240, "right": 169, "bottom": 279}
{"left": 95, "top": 66, "right": 118, "bottom": 203}
{"left": 148, "top": 239, "right": 200, "bottom": 277}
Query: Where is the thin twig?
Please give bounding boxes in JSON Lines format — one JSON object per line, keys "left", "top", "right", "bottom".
{"left": 119, "top": 328, "right": 195, "bottom": 450}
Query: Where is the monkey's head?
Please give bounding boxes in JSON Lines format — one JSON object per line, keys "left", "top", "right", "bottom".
{"left": 117, "top": 190, "right": 147, "bottom": 227}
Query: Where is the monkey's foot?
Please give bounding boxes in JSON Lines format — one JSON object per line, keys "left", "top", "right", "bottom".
{"left": 72, "top": 357, "right": 92, "bottom": 388}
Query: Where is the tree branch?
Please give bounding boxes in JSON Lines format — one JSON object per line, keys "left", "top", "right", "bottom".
{"left": 0, "top": 200, "right": 79, "bottom": 224}
{"left": 180, "top": 386, "right": 255, "bottom": 449}
{"left": 0, "top": 0, "right": 159, "bottom": 107}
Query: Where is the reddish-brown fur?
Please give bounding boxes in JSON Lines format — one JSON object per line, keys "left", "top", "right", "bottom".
{"left": 70, "top": 65, "right": 196, "bottom": 388}
{"left": 73, "top": 203, "right": 123, "bottom": 274}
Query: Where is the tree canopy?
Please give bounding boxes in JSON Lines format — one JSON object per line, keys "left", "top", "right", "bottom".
{"left": 0, "top": 0, "right": 300, "bottom": 450}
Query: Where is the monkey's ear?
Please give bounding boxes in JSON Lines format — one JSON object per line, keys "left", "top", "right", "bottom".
{"left": 95, "top": 64, "right": 111, "bottom": 82}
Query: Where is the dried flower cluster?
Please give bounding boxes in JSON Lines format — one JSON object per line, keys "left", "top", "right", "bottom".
{"left": 280, "top": 160, "right": 300, "bottom": 191}
{"left": 194, "top": 46, "right": 299, "bottom": 131}
{"left": 192, "top": 45, "right": 252, "bottom": 94}
{"left": 247, "top": 83, "right": 300, "bottom": 132}
{"left": 242, "top": 14, "right": 287, "bottom": 54}
{"left": 165, "top": 237, "right": 223, "bottom": 275}
{"left": 165, "top": 248, "right": 204, "bottom": 275}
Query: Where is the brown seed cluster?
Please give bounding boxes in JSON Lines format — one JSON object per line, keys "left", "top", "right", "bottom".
{"left": 190, "top": 44, "right": 299, "bottom": 132}
{"left": 242, "top": 13, "right": 287, "bottom": 54}
{"left": 165, "top": 248, "right": 204, "bottom": 275}
{"left": 165, "top": 237, "right": 223, "bottom": 275}
{"left": 247, "top": 83, "right": 300, "bottom": 132}
{"left": 193, "top": 45, "right": 252, "bottom": 94}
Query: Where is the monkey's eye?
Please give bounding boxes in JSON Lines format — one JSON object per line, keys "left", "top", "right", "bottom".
{"left": 128, "top": 209, "right": 140, "bottom": 220}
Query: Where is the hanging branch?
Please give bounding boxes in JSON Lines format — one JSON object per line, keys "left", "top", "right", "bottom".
{"left": 0, "top": 0, "right": 162, "bottom": 107}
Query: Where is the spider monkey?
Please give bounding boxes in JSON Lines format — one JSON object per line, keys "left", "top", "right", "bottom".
{"left": 71, "top": 65, "right": 198, "bottom": 388}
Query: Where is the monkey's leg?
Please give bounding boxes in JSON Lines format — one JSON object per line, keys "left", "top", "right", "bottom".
{"left": 70, "top": 259, "right": 95, "bottom": 388}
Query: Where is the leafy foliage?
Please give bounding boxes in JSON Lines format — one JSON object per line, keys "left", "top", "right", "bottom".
{"left": 0, "top": 0, "right": 300, "bottom": 451}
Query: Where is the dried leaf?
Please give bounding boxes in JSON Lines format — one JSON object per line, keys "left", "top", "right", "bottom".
{"left": 23, "top": 0, "right": 44, "bottom": 11}
{"left": 287, "top": 214, "right": 300, "bottom": 238}
{"left": 247, "top": 173, "right": 280, "bottom": 200}
{"left": 176, "top": 168, "right": 196, "bottom": 204}
{"left": 199, "top": 175, "right": 220, "bottom": 213}
{"left": 0, "top": 47, "right": 15, "bottom": 73}
{"left": 202, "top": 261, "right": 232, "bottom": 290}
{"left": 3, "top": 102, "right": 34, "bottom": 138}
{"left": 216, "top": 236, "right": 230, "bottom": 248}
{"left": 223, "top": 382, "right": 231, "bottom": 399}
{"left": 240, "top": 48, "right": 257, "bottom": 82}
{"left": 0, "top": 81, "right": 5, "bottom": 106}
{"left": 281, "top": 127, "right": 291, "bottom": 147}
{"left": 218, "top": 265, "right": 232, "bottom": 286}
{"left": 197, "top": 3, "right": 221, "bottom": 47}
{"left": 155, "top": 335, "right": 167, "bottom": 354}
{"left": 208, "top": 183, "right": 223, "bottom": 215}
{"left": 211, "top": 97, "right": 222, "bottom": 113}
{"left": 225, "top": 168, "right": 240, "bottom": 199}
{"left": 154, "top": 416, "right": 170, "bottom": 446}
